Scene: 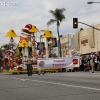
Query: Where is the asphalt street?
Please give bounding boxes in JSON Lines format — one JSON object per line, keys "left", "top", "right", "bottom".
{"left": 0, "top": 72, "right": 100, "bottom": 100}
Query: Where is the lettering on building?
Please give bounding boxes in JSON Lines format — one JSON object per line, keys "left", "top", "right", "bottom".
{"left": 81, "top": 39, "right": 88, "bottom": 46}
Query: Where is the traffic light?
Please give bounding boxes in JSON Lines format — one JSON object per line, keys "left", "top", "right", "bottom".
{"left": 73, "top": 18, "right": 78, "bottom": 28}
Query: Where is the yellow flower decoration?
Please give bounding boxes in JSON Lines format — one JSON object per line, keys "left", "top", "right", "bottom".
{"left": 5, "top": 29, "right": 19, "bottom": 37}
{"left": 42, "top": 29, "right": 54, "bottom": 38}
{"left": 18, "top": 40, "right": 30, "bottom": 47}
{"left": 29, "top": 25, "right": 39, "bottom": 33}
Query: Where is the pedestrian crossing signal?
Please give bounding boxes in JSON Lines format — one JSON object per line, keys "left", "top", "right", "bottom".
{"left": 73, "top": 18, "right": 78, "bottom": 28}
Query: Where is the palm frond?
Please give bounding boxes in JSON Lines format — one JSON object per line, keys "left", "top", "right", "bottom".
{"left": 58, "top": 14, "right": 66, "bottom": 22}
{"left": 48, "top": 8, "right": 66, "bottom": 22}
{"left": 49, "top": 10, "right": 55, "bottom": 15}
{"left": 56, "top": 8, "right": 66, "bottom": 13}
{"left": 47, "top": 19, "right": 56, "bottom": 26}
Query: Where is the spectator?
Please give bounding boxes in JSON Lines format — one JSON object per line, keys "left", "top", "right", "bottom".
{"left": 96, "top": 52, "right": 100, "bottom": 71}
{"left": 94, "top": 53, "right": 98, "bottom": 71}
{"left": 81, "top": 55, "right": 85, "bottom": 71}
{"left": 90, "top": 52, "right": 95, "bottom": 73}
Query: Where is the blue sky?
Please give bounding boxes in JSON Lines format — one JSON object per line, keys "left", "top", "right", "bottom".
{"left": 0, "top": 0, "right": 100, "bottom": 46}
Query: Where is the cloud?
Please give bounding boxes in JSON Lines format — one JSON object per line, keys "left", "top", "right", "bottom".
{"left": 0, "top": 0, "right": 100, "bottom": 46}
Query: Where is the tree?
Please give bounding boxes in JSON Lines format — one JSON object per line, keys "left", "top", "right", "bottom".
{"left": 47, "top": 8, "right": 66, "bottom": 57}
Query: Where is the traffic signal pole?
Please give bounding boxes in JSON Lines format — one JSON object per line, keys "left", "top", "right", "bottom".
{"left": 78, "top": 22, "right": 100, "bottom": 31}
{"left": 73, "top": 18, "right": 100, "bottom": 31}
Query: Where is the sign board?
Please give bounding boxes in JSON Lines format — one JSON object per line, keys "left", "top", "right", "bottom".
{"left": 47, "top": 38, "right": 57, "bottom": 47}
{"left": 37, "top": 56, "right": 79, "bottom": 69}
{"left": 37, "top": 42, "right": 45, "bottom": 50}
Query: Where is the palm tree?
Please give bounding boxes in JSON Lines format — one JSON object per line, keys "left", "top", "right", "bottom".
{"left": 47, "top": 8, "right": 66, "bottom": 57}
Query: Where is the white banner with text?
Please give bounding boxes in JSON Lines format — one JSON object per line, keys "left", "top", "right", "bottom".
{"left": 37, "top": 56, "right": 79, "bottom": 69}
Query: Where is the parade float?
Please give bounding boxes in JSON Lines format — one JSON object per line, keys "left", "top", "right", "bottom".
{"left": 41, "top": 29, "right": 55, "bottom": 58}
{"left": 17, "top": 24, "right": 39, "bottom": 73}
{"left": 3, "top": 24, "right": 38, "bottom": 74}
{"left": 3, "top": 27, "right": 59, "bottom": 74}
{"left": 40, "top": 29, "right": 60, "bottom": 72}
{"left": 3, "top": 29, "right": 25, "bottom": 73}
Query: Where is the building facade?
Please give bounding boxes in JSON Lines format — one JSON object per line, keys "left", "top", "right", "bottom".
{"left": 74, "top": 24, "right": 100, "bottom": 54}
{"left": 60, "top": 34, "right": 75, "bottom": 57}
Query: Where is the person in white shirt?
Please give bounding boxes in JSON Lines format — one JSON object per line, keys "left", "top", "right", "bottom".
{"left": 90, "top": 52, "right": 95, "bottom": 73}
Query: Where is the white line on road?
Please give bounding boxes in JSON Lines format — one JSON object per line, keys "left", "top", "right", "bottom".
{"left": 0, "top": 76, "right": 100, "bottom": 91}
{"left": 10, "top": 76, "right": 100, "bottom": 91}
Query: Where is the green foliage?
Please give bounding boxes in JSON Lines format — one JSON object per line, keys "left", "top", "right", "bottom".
{"left": 47, "top": 8, "right": 66, "bottom": 26}
{"left": 0, "top": 44, "right": 10, "bottom": 50}
{"left": 4, "top": 44, "right": 9, "bottom": 50}
{"left": 47, "top": 8, "right": 66, "bottom": 57}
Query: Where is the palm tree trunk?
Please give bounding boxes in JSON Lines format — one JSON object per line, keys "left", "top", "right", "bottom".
{"left": 57, "top": 25, "right": 61, "bottom": 57}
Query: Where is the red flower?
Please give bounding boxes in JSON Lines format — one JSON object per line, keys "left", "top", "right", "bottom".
{"left": 4, "top": 58, "right": 8, "bottom": 63}
{"left": 17, "top": 67, "right": 23, "bottom": 70}
{"left": 17, "top": 59, "right": 22, "bottom": 65}
{"left": 10, "top": 65, "right": 14, "bottom": 69}
{"left": 3, "top": 65, "right": 6, "bottom": 69}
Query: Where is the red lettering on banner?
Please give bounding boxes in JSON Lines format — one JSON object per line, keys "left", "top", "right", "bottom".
{"left": 53, "top": 60, "right": 65, "bottom": 62}
{"left": 52, "top": 64, "right": 66, "bottom": 66}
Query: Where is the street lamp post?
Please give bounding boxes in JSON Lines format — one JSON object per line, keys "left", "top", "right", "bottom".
{"left": 87, "top": 1, "right": 100, "bottom": 4}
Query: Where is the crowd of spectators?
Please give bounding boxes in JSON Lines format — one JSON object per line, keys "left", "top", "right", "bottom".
{"left": 79, "top": 52, "right": 100, "bottom": 73}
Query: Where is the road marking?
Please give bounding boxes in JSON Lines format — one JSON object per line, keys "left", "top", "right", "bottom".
{"left": 0, "top": 76, "right": 100, "bottom": 91}
{"left": 10, "top": 76, "right": 100, "bottom": 91}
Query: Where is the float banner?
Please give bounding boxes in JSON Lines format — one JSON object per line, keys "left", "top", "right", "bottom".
{"left": 37, "top": 56, "right": 79, "bottom": 69}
